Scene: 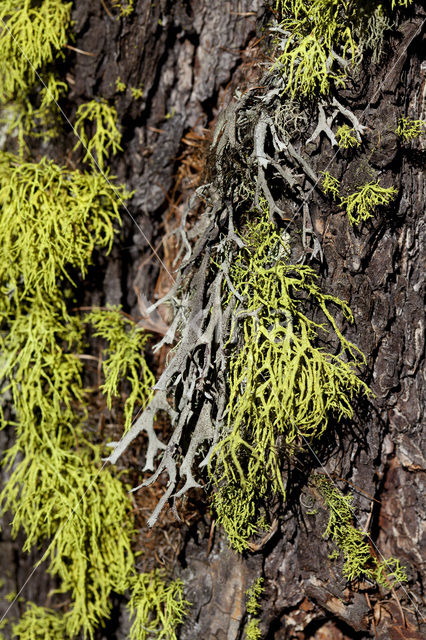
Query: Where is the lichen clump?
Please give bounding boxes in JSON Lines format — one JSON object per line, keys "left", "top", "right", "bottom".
{"left": 127, "top": 570, "right": 190, "bottom": 640}
{"left": 0, "top": 0, "right": 72, "bottom": 103}
{"left": 0, "top": 152, "right": 164, "bottom": 637}
{"left": 209, "top": 215, "right": 371, "bottom": 551}
{"left": 314, "top": 475, "right": 408, "bottom": 588}
{"left": 74, "top": 99, "right": 123, "bottom": 170}
{"left": 340, "top": 180, "right": 397, "bottom": 225}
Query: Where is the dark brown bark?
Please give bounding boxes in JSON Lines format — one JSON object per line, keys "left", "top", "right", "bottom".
{"left": 0, "top": 2, "right": 424, "bottom": 639}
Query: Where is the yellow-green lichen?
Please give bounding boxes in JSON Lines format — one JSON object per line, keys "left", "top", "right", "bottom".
{"left": 245, "top": 578, "right": 264, "bottom": 640}
{"left": 271, "top": 1, "right": 407, "bottom": 99}
{"left": 84, "top": 306, "right": 155, "bottom": 431}
{"left": 0, "top": 0, "right": 72, "bottom": 104}
{"left": 111, "top": 0, "right": 134, "bottom": 18}
{"left": 314, "top": 475, "right": 408, "bottom": 588}
{"left": 1, "top": 73, "right": 68, "bottom": 156}
{"left": 11, "top": 603, "right": 66, "bottom": 639}
{"left": 74, "top": 99, "right": 123, "bottom": 170}
{"left": 395, "top": 116, "right": 425, "bottom": 141}
{"left": 131, "top": 86, "right": 144, "bottom": 99}
{"left": 340, "top": 180, "right": 397, "bottom": 225}
{"left": 321, "top": 171, "right": 341, "bottom": 200}
{"left": 271, "top": 0, "right": 357, "bottom": 97}
{"left": 0, "top": 150, "right": 156, "bottom": 638}
{"left": 116, "top": 77, "right": 126, "bottom": 93}
{"left": 0, "top": 152, "right": 128, "bottom": 304}
{"left": 127, "top": 570, "right": 190, "bottom": 640}
{"left": 336, "top": 124, "right": 361, "bottom": 149}
{"left": 210, "top": 214, "right": 371, "bottom": 550}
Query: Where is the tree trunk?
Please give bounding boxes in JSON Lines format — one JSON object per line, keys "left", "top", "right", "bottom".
{"left": 0, "top": 2, "right": 424, "bottom": 639}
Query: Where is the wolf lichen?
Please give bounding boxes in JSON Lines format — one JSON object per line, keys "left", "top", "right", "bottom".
{"left": 336, "top": 124, "right": 361, "bottom": 149}
{"left": 271, "top": 0, "right": 356, "bottom": 97}
{"left": 271, "top": 0, "right": 409, "bottom": 99}
{"left": 209, "top": 215, "right": 371, "bottom": 550}
{"left": 340, "top": 180, "right": 397, "bottom": 225}
{"left": 0, "top": 150, "right": 157, "bottom": 637}
{"left": 84, "top": 306, "right": 155, "bottom": 432}
{"left": 74, "top": 99, "right": 123, "bottom": 170}
{"left": 314, "top": 475, "right": 408, "bottom": 588}
{"left": 0, "top": 152, "right": 127, "bottom": 302}
{"left": 111, "top": 0, "right": 134, "bottom": 18}
{"left": 11, "top": 603, "right": 66, "bottom": 639}
{"left": 127, "top": 570, "right": 190, "bottom": 640}
{"left": 321, "top": 171, "right": 341, "bottom": 200}
{"left": 245, "top": 578, "right": 264, "bottom": 640}
{"left": 0, "top": 0, "right": 72, "bottom": 104}
{"left": 395, "top": 116, "right": 425, "bottom": 141}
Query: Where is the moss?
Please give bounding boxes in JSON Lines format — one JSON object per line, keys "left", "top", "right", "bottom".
{"left": 209, "top": 213, "right": 371, "bottom": 550}
{"left": 314, "top": 475, "right": 408, "bottom": 588}
{"left": 336, "top": 124, "right": 361, "bottom": 149}
{"left": 0, "top": 0, "right": 72, "bottom": 104}
{"left": 74, "top": 99, "right": 123, "bottom": 170}
{"left": 395, "top": 116, "right": 425, "bottom": 141}
{"left": 127, "top": 570, "right": 190, "bottom": 640}
{"left": 340, "top": 180, "right": 397, "bottom": 225}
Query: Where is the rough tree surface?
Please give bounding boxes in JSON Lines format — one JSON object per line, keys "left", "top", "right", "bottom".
{"left": 0, "top": 2, "right": 424, "bottom": 639}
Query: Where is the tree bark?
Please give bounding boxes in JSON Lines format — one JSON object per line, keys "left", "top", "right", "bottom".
{"left": 0, "top": 2, "right": 424, "bottom": 639}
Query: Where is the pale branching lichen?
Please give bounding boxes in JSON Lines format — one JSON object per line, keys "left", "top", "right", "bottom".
{"left": 127, "top": 570, "right": 190, "bottom": 640}
{"left": 340, "top": 180, "right": 397, "bottom": 225}
{"left": 321, "top": 171, "right": 341, "bottom": 200}
{"left": 209, "top": 214, "right": 371, "bottom": 550}
{"left": 314, "top": 475, "right": 408, "bottom": 588}
{"left": 336, "top": 124, "right": 361, "bottom": 149}
{"left": 0, "top": 0, "right": 72, "bottom": 104}
{"left": 74, "top": 99, "right": 123, "bottom": 170}
{"left": 84, "top": 306, "right": 155, "bottom": 431}
{"left": 395, "top": 116, "right": 425, "bottom": 141}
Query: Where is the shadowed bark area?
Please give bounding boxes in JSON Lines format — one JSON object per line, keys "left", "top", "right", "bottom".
{"left": 0, "top": 2, "right": 424, "bottom": 639}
